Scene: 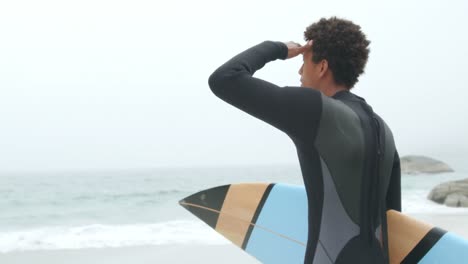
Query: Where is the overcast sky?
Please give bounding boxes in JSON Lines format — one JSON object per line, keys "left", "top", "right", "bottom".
{"left": 1, "top": 0, "right": 467, "bottom": 172}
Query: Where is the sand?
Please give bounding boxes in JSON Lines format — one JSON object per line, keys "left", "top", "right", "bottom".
{"left": 1, "top": 214, "right": 467, "bottom": 264}
{"left": 408, "top": 213, "right": 468, "bottom": 238}
{"left": 0, "top": 245, "right": 260, "bottom": 264}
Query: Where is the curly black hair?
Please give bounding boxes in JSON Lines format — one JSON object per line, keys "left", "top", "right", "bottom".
{"left": 304, "top": 17, "right": 370, "bottom": 89}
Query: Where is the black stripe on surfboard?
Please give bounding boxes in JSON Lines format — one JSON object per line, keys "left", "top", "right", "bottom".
{"left": 241, "top": 183, "right": 275, "bottom": 250}
{"left": 401, "top": 227, "right": 447, "bottom": 264}
{"left": 179, "top": 185, "right": 230, "bottom": 229}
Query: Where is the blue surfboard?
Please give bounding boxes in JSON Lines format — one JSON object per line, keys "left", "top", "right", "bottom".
{"left": 179, "top": 183, "right": 468, "bottom": 263}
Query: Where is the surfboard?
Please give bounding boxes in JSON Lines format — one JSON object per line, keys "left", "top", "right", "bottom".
{"left": 179, "top": 183, "right": 468, "bottom": 264}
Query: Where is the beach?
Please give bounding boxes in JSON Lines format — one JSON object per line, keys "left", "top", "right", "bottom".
{"left": 0, "top": 244, "right": 259, "bottom": 264}
{"left": 409, "top": 213, "right": 468, "bottom": 238}
{"left": 1, "top": 213, "right": 467, "bottom": 264}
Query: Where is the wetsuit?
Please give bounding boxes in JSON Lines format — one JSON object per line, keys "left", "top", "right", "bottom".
{"left": 208, "top": 41, "right": 401, "bottom": 264}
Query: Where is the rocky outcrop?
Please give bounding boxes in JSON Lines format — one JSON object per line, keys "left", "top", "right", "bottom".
{"left": 401, "top": 155, "right": 454, "bottom": 174}
{"left": 428, "top": 178, "right": 468, "bottom": 207}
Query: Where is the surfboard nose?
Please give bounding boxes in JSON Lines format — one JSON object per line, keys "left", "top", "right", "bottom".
{"left": 178, "top": 185, "right": 230, "bottom": 228}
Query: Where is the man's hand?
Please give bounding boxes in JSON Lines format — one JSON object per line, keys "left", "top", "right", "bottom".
{"left": 283, "top": 40, "right": 313, "bottom": 59}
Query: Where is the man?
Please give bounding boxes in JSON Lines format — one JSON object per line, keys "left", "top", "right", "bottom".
{"left": 208, "top": 17, "right": 401, "bottom": 264}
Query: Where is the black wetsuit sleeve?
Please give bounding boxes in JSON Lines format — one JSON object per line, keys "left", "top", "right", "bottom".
{"left": 208, "top": 41, "right": 322, "bottom": 142}
{"left": 386, "top": 151, "right": 402, "bottom": 211}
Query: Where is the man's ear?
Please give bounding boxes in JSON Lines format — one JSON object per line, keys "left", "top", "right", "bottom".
{"left": 318, "top": 60, "right": 328, "bottom": 78}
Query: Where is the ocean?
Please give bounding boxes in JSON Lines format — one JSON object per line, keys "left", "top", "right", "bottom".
{"left": 1, "top": 165, "right": 467, "bottom": 253}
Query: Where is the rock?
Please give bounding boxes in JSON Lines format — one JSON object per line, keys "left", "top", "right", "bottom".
{"left": 428, "top": 185, "right": 451, "bottom": 204}
{"left": 401, "top": 155, "right": 454, "bottom": 174}
{"left": 462, "top": 197, "right": 468, "bottom": 207}
{"left": 444, "top": 193, "right": 468, "bottom": 207}
{"left": 428, "top": 178, "right": 468, "bottom": 208}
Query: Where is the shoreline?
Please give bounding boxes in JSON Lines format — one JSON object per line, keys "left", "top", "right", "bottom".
{"left": 0, "top": 244, "right": 260, "bottom": 264}
{"left": 408, "top": 213, "right": 468, "bottom": 238}
{"left": 1, "top": 214, "right": 466, "bottom": 264}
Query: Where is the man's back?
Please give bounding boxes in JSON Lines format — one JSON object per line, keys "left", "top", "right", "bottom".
{"left": 304, "top": 91, "right": 400, "bottom": 263}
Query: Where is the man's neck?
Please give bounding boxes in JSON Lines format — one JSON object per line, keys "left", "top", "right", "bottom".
{"left": 320, "top": 84, "right": 349, "bottom": 97}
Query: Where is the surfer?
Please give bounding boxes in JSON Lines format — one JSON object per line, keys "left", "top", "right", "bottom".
{"left": 208, "top": 17, "right": 400, "bottom": 264}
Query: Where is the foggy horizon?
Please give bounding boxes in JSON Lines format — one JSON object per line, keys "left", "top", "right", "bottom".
{"left": 1, "top": 0, "right": 467, "bottom": 173}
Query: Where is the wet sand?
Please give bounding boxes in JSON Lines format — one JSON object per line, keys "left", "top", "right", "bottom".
{"left": 1, "top": 214, "right": 466, "bottom": 264}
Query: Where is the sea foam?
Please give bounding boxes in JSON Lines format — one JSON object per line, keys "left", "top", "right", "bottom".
{"left": 0, "top": 220, "right": 228, "bottom": 253}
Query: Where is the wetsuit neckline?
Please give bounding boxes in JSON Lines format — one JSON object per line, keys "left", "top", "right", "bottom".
{"left": 332, "top": 90, "right": 352, "bottom": 99}
{"left": 332, "top": 90, "right": 366, "bottom": 102}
